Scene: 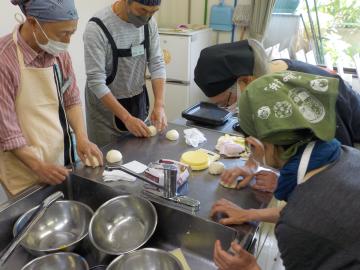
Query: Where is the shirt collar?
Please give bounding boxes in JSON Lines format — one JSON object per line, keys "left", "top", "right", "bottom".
{"left": 16, "top": 25, "right": 55, "bottom": 66}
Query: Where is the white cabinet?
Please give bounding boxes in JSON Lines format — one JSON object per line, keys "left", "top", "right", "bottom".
{"left": 147, "top": 28, "right": 213, "bottom": 121}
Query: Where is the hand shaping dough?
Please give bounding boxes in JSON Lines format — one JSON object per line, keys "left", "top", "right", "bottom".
{"left": 148, "top": 125, "right": 157, "bottom": 137}
{"left": 166, "top": 129, "right": 179, "bottom": 141}
{"left": 84, "top": 156, "right": 100, "bottom": 168}
{"left": 106, "top": 150, "right": 123, "bottom": 163}
{"left": 209, "top": 161, "right": 225, "bottom": 175}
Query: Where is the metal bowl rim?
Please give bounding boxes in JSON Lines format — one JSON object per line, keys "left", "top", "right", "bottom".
{"left": 88, "top": 195, "right": 158, "bottom": 256}
{"left": 20, "top": 252, "right": 89, "bottom": 270}
{"left": 13, "top": 200, "right": 94, "bottom": 253}
{"left": 107, "top": 248, "right": 184, "bottom": 270}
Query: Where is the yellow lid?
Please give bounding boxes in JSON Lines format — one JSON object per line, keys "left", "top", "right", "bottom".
{"left": 180, "top": 151, "right": 209, "bottom": 171}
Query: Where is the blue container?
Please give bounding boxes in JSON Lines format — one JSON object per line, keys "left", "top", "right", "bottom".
{"left": 273, "top": 0, "right": 300, "bottom": 13}
{"left": 210, "top": 0, "right": 234, "bottom": 32}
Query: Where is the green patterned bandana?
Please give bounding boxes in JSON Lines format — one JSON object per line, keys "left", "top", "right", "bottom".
{"left": 238, "top": 71, "right": 339, "bottom": 159}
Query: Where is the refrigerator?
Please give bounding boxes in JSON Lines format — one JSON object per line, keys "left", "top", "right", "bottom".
{"left": 147, "top": 28, "right": 214, "bottom": 121}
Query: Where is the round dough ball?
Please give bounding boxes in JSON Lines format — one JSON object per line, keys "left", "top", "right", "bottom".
{"left": 209, "top": 161, "right": 225, "bottom": 175}
{"left": 84, "top": 156, "right": 100, "bottom": 168}
{"left": 106, "top": 150, "right": 123, "bottom": 163}
{"left": 148, "top": 125, "right": 157, "bottom": 137}
{"left": 166, "top": 129, "right": 179, "bottom": 141}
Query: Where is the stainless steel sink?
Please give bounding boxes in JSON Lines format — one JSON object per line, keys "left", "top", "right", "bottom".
{"left": 0, "top": 175, "right": 237, "bottom": 269}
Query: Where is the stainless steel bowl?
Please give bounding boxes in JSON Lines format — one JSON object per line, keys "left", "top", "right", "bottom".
{"left": 21, "top": 252, "right": 89, "bottom": 270}
{"left": 13, "top": 200, "right": 94, "bottom": 256}
{"left": 107, "top": 248, "right": 183, "bottom": 270}
{"left": 89, "top": 195, "right": 157, "bottom": 255}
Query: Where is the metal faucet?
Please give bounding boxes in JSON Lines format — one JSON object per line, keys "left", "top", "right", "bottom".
{"left": 0, "top": 191, "right": 64, "bottom": 266}
{"left": 105, "top": 165, "right": 200, "bottom": 211}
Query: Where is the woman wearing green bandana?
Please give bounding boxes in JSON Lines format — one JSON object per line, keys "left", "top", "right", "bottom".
{"left": 196, "top": 39, "right": 360, "bottom": 193}
{"left": 211, "top": 71, "right": 360, "bottom": 270}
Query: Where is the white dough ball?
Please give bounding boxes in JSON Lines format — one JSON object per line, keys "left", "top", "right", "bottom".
{"left": 148, "top": 125, "right": 157, "bottom": 137}
{"left": 106, "top": 150, "right": 123, "bottom": 163}
{"left": 209, "top": 161, "right": 225, "bottom": 175}
{"left": 166, "top": 129, "right": 179, "bottom": 141}
{"left": 84, "top": 156, "right": 100, "bottom": 168}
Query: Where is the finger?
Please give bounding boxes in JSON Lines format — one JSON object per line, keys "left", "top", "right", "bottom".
{"left": 139, "top": 122, "right": 151, "bottom": 137}
{"left": 236, "top": 174, "right": 254, "bottom": 189}
{"left": 214, "top": 241, "right": 229, "bottom": 270}
{"left": 77, "top": 151, "right": 86, "bottom": 163}
{"left": 256, "top": 170, "right": 273, "bottom": 175}
{"left": 231, "top": 242, "right": 246, "bottom": 256}
{"left": 254, "top": 178, "right": 267, "bottom": 185}
{"left": 252, "top": 184, "right": 268, "bottom": 192}
{"left": 161, "top": 117, "right": 168, "bottom": 131}
{"left": 219, "top": 217, "right": 239, "bottom": 225}
{"left": 216, "top": 240, "right": 236, "bottom": 263}
{"left": 91, "top": 147, "right": 104, "bottom": 166}
{"left": 210, "top": 205, "right": 226, "bottom": 218}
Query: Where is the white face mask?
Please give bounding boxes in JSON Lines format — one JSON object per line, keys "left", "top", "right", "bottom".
{"left": 33, "top": 19, "right": 69, "bottom": 56}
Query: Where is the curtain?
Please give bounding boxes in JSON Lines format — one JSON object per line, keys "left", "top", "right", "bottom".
{"left": 249, "top": 0, "right": 276, "bottom": 42}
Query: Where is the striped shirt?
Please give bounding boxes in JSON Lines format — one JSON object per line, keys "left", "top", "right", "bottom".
{"left": 84, "top": 5, "right": 166, "bottom": 99}
{"left": 0, "top": 27, "right": 81, "bottom": 151}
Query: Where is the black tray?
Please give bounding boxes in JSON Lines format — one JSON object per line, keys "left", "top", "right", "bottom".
{"left": 182, "top": 102, "right": 232, "bottom": 126}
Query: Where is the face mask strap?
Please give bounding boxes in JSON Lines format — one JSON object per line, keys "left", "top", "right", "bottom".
{"left": 34, "top": 18, "right": 50, "bottom": 43}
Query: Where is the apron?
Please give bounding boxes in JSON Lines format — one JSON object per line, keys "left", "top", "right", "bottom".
{"left": 0, "top": 30, "right": 74, "bottom": 195}
{"left": 297, "top": 142, "right": 316, "bottom": 185}
{"left": 86, "top": 17, "right": 150, "bottom": 146}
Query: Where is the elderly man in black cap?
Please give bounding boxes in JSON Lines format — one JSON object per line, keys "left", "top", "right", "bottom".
{"left": 195, "top": 39, "right": 360, "bottom": 192}
{"left": 84, "top": 0, "right": 167, "bottom": 147}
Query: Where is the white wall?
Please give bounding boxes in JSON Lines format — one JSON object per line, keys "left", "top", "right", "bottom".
{"left": 0, "top": 0, "right": 114, "bottom": 117}
{"left": 157, "top": 0, "right": 237, "bottom": 44}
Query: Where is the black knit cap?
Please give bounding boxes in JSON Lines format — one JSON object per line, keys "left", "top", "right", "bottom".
{"left": 132, "top": 0, "right": 161, "bottom": 5}
{"left": 194, "top": 40, "right": 255, "bottom": 97}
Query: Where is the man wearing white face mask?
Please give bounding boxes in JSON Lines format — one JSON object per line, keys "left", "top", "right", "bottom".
{"left": 0, "top": 0, "right": 103, "bottom": 196}
{"left": 84, "top": 0, "right": 167, "bottom": 147}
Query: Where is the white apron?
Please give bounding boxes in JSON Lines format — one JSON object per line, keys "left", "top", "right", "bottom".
{"left": 0, "top": 30, "right": 72, "bottom": 195}
{"left": 297, "top": 142, "right": 316, "bottom": 185}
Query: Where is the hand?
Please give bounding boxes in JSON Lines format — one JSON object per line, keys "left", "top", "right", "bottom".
{"left": 214, "top": 240, "right": 260, "bottom": 270}
{"left": 210, "top": 199, "right": 254, "bottom": 225}
{"left": 150, "top": 105, "right": 167, "bottom": 132}
{"left": 124, "top": 116, "right": 151, "bottom": 137}
{"left": 33, "top": 161, "right": 71, "bottom": 185}
{"left": 252, "top": 170, "right": 278, "bottom": 193}
{"left": 220, "top": 166, "right": 254, "bottom": 189}
{"left": 76, "top": 135, "right": 104, "bottom": 167}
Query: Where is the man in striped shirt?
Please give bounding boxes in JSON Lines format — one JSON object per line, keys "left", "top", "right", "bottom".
{"left": 0, "top": 0, "right": 103, "bottom": 195}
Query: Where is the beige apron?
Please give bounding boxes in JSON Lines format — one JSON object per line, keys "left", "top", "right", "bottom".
{"left": 0, "top": 30, "right": 66, "bottom": 195}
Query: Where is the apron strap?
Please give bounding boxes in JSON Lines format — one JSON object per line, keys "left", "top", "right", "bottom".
{"left": 297, "top": 141, "right": 316, "bottom": 185}
{"left": 12, "top": 29, "right": 26, "bottom": 69}
{"left": 89, "top": 17, "right": 151, "bottom": 86}
{"left": 53, "top": 63, "right": 75, "bottom": 165}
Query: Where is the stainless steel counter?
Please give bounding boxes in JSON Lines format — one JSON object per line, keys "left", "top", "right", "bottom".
{"left": 0, "top": 121, "right": 272, "bottom": 269}
{"left": 73, "top": 122, "right": 271, "bottom": 219}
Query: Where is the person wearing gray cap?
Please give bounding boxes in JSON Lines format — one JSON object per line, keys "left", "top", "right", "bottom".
{"left": 84, "top": 0, "right": 167, "bottom": 146}
{"left": 0, "top": 0, "right": 103, "bottom": 195}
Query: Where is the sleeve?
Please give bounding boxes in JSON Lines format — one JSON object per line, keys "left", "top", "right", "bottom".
{"left": 147, "top": 18, "right": 166, "bottom": 80}
{"left": 61, "top": 52, "right": 81, "bottom": 108}
{"left": 0, "top": 65, "right": 27, "bottom": 151}
{"left": 83, "top": 21, "right": 111, "bottom": 99}
{"left": 337, "top": 79, "right": 360, "bottom": 144}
